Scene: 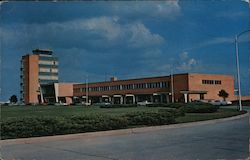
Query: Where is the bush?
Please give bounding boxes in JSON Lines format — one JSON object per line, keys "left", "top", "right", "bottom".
{"left": 163, "top": 103, "right": 185, "bottom": 109}
{"left": 146, "top": 102, "right": 218, "bottom": 113}
{"left": 158, "top": 108, "right": 186, "bottom": 117}
{"left": 146, "top": 103, "right": 185, "bottom": 109}
{"left": 146, "top": 103, "right": 168, "bottom": 107}
{"left": 184, "top": 103, "right": 218, "bottom": 113}
{"left": 125, "top": 111, "right": 176, "bottom": 126}
{"left": 100, "top": 104, "right": 137, "bottom": 108}
{"left": 1, "top": 115, "right": 128, "bottom": 140}
{"left": 1, "top": 110, "right": 180, "bottom": 139}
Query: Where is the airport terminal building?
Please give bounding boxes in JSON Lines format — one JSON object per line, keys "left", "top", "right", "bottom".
{"left": 20, "top": 49, "right": 235, "bottom": 105}
{"left": 73, "top": 73, "right": 235, "bottom": 104}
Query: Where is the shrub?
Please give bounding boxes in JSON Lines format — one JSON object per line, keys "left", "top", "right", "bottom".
{"left": 146, "top": 102, "right": 218, "bottom": 113}
{"left": 125, "top": 111, "right": 176, "bottom": 126}
{"left": 146, "top": 103, "right": 168, "bottom": 107}
{"left": 158, "top": 108, "right": 186, "bottom": 117}
{"left": 1, "top": 115, "right": 128, "bottom": 140}
{"left": 100, "top": 104, "right": 137, "bottom": 108}
{"left": 163, "top": 103, "right": 185, "bottom": 109}
{"left": 184, "top": 103, "right": 218, "bottom": 113}
{"left": 146, "top": 103, "right": 185, "bottom": 109}
{"left": 1, "top": 108, "right": 186, "bottom": 139}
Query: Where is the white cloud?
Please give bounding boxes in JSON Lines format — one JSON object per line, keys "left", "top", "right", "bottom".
{"left": 128, "top": 22, "right": 165, "bottom": 48}
{"left": 111, "top": 1, "right": 181, "bottom": 20}
{"left": 176, "top": 52, "right": 199, "bottom": 71}
{"left": 153, "top": 51, "right": 202, "bottom": 75}
{"left": 2, "top": 16, "right": 165, "bottom": 50}
{"left": 173, "top": 52, "right": 201, "bottom": 72}
{"left": 177, "top": 58, "right": 197, "bottom": 71}
{"left": 179, "top": 51, "right": 188, "bottom": 61}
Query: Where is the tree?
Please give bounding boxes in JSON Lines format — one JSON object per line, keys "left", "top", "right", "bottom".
{"left": 218, "top": 89, "right": 229, "bottom": 101}
{"left": 9, "top": 95, "right": 18, "bottom": 103}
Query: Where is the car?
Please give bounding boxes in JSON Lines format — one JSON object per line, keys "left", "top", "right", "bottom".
{"left": 93, "top": 102, "right": 111, "bottom": 106}
{"left": 137, "top": 101, "right": 152, "bottom": 106}
{"left": 55, "top": 102, "right": 69, "bottom": 106}
{"left": 82, "top": 102, "right": 92, "bottom": 106}
{"left": 209, "top": 100, "right": 232, "bottom": 106}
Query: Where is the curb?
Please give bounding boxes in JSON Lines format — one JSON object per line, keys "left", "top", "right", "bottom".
{"left": 1, "top": 112, "right": 249, "bottom": 146}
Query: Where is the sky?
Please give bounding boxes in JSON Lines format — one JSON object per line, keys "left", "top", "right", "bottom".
{"left": 0, "top": 0, "right": 250, "bottom": 101}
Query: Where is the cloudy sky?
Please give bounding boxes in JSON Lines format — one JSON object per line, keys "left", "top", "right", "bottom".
{"left": 1, "top": 0, "right": 250, "bottom": 101}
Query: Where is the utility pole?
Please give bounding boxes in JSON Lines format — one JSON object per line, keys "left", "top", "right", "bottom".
{"left": 86, "top": 75, "right": 89, "bottom": 104}
{"left": 235, "top": 29, "right": 250, "bottom": 111}
{"left": 171, "top": 69, "right": 174, "bottom": 103}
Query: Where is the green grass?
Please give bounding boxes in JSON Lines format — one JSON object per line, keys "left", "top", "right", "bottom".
{"left": 1, "top": 105, "right": 245, "bottom": 122}
{"left": 1, "top": 105, "right": 163, "bottom": 121}
{"left": 176, "top": 108, "right": 245, "bottom": 123}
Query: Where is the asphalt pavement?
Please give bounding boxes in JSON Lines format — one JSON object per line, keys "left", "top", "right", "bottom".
{"left": 1, "top": 112, "right": 249, "bottom": 160}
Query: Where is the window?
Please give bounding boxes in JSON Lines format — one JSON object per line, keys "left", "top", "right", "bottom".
{"left": 162, "top": 82, "right": 168, "bottom": 88}
{"left": 202, "top": 80, "right": 221, "bottom": 85}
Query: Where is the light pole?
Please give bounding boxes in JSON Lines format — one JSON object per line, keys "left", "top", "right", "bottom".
{"left": 85, "top": 75, "right": 89, "bottom": 105}
{"left": 235, "top": 29, "right": 250, "bottom": 111}
{"left": 171, "top": 69, "right": 174, "bottom": 103}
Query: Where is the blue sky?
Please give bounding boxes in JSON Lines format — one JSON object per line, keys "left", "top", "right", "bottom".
{"left": 1, "top": 0, "right": 250, "bottom": 101}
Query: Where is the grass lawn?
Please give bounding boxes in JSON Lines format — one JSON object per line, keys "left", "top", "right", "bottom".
{"left": 1, "top": 105, "right": 163, "bottom": 121}
{"left": 1, "top": 105, "right": 244, "bottom": 122}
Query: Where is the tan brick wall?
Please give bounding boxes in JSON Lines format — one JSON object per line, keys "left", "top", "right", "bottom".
{"left": 73, "top": 73, "right": 235, "bottom": 102}
{"left": 58, "top": 83, "right": 74, "bottom": 97}
{"left": 188, "top": 73, "right": 235, "bottom": 101}
{"left": 73, "top": 76, "right": 171, "bottom": 97}
{"left": 22, "top": 55, "right": 39, "bottom": 104}
{"left": 28, "top": 55, "right": 39, "bottom": 104}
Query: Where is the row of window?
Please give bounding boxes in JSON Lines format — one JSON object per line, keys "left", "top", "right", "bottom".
{"left": 39, "top": 75, "right": 58, "bottom": 80}
{"left": 39, "top": 68, "right": 58, "bottom": 73}
{"left": 202, "top": 80, "right": 221, "bottom": 85}
{"left": 39, "top": 60, "right": 58, "bottom": 65}
{"left": 74, "top": 81, "right": 169, "bottom": 93}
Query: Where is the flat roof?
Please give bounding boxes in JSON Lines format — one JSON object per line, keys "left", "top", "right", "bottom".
{"left": 75, "top": 75, "right": 171, "bottom": 86}
{"left": 32, "top": 49, "right": 53, "bottom": 55}
{"left": 75, "top": 72, "right": 233, "bottom": 86}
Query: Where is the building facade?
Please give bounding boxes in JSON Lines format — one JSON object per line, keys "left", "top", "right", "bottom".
{"left": 73, "top": 73, "right": 235, "bottom": 104}
{"left": 20, "top": 49, "right": 236, "bottom": 105}
{"left": 20, "top": 49, "right": 59, "bottom": 104}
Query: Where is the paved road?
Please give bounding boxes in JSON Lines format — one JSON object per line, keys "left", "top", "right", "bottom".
{"left": 1, "top": 115, "right": 249, "bottom": 160}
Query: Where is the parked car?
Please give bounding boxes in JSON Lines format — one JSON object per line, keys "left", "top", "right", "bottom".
{"left": 137, "top": 101, "right": 152, "bottom": 106}
{"left": 81, "top": 102, "right": 92, "bottom": 106}
{"left": 209, "top": 100, "right": 232, "bottom": 106}
{"left": 55, "top": 102, "right": 69, "bottom": 106}
{"left": 93, "top": 102, "right": 111, "bottom": 106}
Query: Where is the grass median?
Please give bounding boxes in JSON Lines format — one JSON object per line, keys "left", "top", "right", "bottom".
{"left": 0, "top": 104, "right": 246, "bottom": 140}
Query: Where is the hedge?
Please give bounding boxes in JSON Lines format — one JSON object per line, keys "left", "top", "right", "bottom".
{"left": 1, "top": 115, "right": 128, "bottom": 140}
{"left": 125, "top": 111, "right": 175, "bottom": 126}
{"left": 100, "top": 104, "right": 137, "bottom": 108}
{"left": 146, "top": 103, "right": 184, "bottom": 109}
{"left": 1, "top": 103, "right": 218, "bottom": 139}
{"left": 1, "top": 109, "right": 183, "bottom": 140}
{"left": 146, "top": 102, "right": 219, "bottom": 113}
{"left": 184, "top": 103, "right": 219, "bottom": 113}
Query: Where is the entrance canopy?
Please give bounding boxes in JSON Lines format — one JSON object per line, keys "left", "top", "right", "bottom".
{"left": 180, "top": 90, "right": 207, "bottom": 103}
{"left": 180, "top": 90, "right": 207, "bottom": 94}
